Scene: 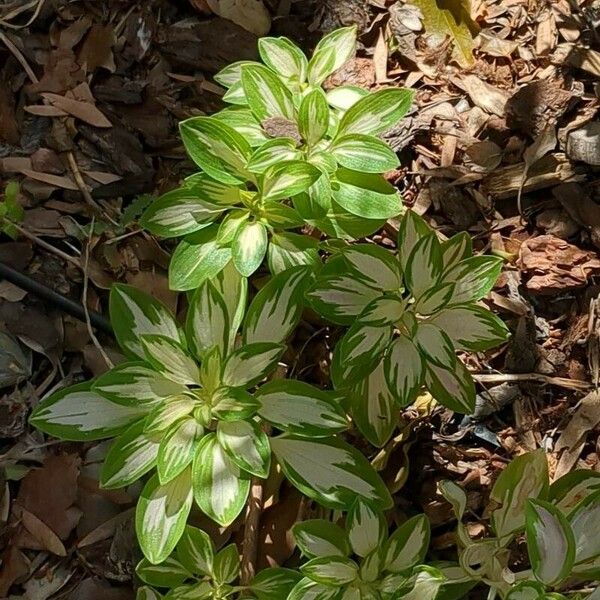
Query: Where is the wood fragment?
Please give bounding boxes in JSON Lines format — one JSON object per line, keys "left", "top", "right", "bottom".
{"left": 567, "top": 122, "right": 600, "bottom": 166}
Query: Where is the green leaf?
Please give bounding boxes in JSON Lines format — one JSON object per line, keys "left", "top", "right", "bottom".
{"left": 413, "top": 323, "right": 456, "bottom": 368}
{"left": 136, "top": 470, "right": 193, "bottom": 564}
{"left": 222, "top": 342, "right": 284, "bottom": 388}
{"left": 271, "top": 435, "right": 393, "bottom": 510}
{"left": 214, "top": 60, "right": 260, "bottom": 87}
{"left": 288, "top": 578, "right": 340, "bottom": 600}
{"left": 549, "top": 470, "right": 600, "bottom": 513}
{"left": 262, "top": 161, "right": 321, "bottom": 202}
{"left": 242, "top": 64, "right": 295, "bottom": 121}
{"left": 179, "top": 117, "right": 251, "bottom": 185}
{"left": 308, "top": 201, "right": 385, "bottom": 241}
{"left": 505, "top": 582, "right": 546, "bottom": 600}
{"left": 358, "top": 297, "right": 406, "bottom": 327}
{"left": 213, "top": 543, "right": 240, "bottom": 585}
{"left": 137, "top": 586, "right": 163, "bottom": 600}
{"left": 407, "top": 0, "right": 479, "bottom": 67}
{"left": 292, "top": 519, "right": 351, "bottom": 558}
{"left": 141, "top": 335, "right": 199, "bottom": 386}
{"left": 526, "top": 499, "right": 575, "bottom": 586}
{"left": 30, "top": 383, "right": 146, "bottom": 442}
{"left": 169, "top": 226, "right": 231, "bottom": 291}
{"left": 140, "top": 187, "right": 225, "bottom": 238}
{"left": 299, "top": 88, "right": 330, "bottom": 147}
{"left": 568, "top": 489, "right": 600, "bottom": 563}
{"left": 413, "top": 282, "right": 455, "bottom": 315}
{"left": 341, "top": 244, "right": 402, "bottom": 292}
{"left": 213, "top": 107, "right": 268, "bottom": 146}
{"left": 247, "top": 138, "right": 300, "bottom": 173}
{"left": 347, "top": 500, "right": 386, "bottom": 557}
{"left": 443, "top": 255, "right": 504, "bottom": 305}
{"left": 332, "top": 168, "right": 400, "bottom": 219}
{"left": 385, "top": 514, "right": 431, "bottom": 573}
{"left": 213, "top": 260, "right": 248, "bottom": 351}
{"left": 308, "top": 26, "right": 357, "bottom": 86}
{"left": 337, "top": 88, "right": 414, "bottom": 137}
{"left": 258, "top": 36, "right": 308, "bottom": 81}
{"left": 441, "top": 232, "right": 472, "bottom": 269}
{"left": 384, "top": 336, "right": 424, "bottom": 406}
{"left": 164, "top": 581, "right": 213, "bottom": 599}
{"left": 256, "top": 380, "right": 347, "bottom": 437}
{"left": 326, "top": 85, "right": 369, "bottom": 111}
{"left": 429, "top": 305, "right": 509, "bottom": 351}
{"left": 143, "top": 396, "right": 196, "bottom": 435}
{"left": 157, "top": 418, "right": 203, "bottom": 484}
{"left": 262, "top": 202, "right": 304, "bottom": 229}
{"left": 490, "top": 449, "right": 549, "bottom": 538}
{"left": 184, "top": 172, "right": 244, "bottom": 205}
{"left": 331, "top": 134, "right": 399, "bottom": 173}
{"left": 186, "top": 281, "right": 230, "bottom": 361}
{"left": 211, "top": 386, "right": 259, "bottom": 422}
{"left": 192, "top": 433, "right": 250, "bottom": 526}
{"left": 424, "top": 360, "right": 475, "bottom": 414}
{"left": 176, "top": 525, "right": 214, "bottom": 576}
{"left": 405, "top": 233, "right": 443, "bottom": 300}
{"left": 251, "top": 567, "right": 303, "bottom": 600}
{"left": 109, "top": 284, "right": 181, "bottom": 360}
{"left": 349, "top": 361, "right": 397, "bottom": 448}
{"left": 136, "top": 557, "right": 191, "bottom": 588}
{"left": 232, "top": 220, "right": 268, "bottom": 277}
{"left": 243, "top": 265, "right": 311, "bottom": 345}
{"left": 301, "top": 556, "right": 358, "bottom": 586}
{"left": 100, "top": 420, "right": 160, "bottom": 488}
{"left": 217, "top": 419, "right": 271, "bottom": 478}
{"left": 93, "top": 362, "right": 185, "bottom": 408}
{"left": 398, "top": 210, "right": 431, "bottom": 273}
{"left": 267, "top": 231, "right": 320, "bottom": 274}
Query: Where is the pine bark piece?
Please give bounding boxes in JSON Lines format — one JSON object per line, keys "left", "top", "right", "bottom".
{"left": 567, "top": 122, "right": 600, "bottom": 166}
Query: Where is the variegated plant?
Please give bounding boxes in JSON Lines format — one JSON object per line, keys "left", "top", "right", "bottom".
{"left": 136, "top": 524, "right": 301, "bottom": 599}
{"left": 140, "top": 26, "right": 414, "bottom": 289}
{"left": 30, "top": 263, "right": 392, "bottom": 564}
{"left": 288, "top": 499, "right": 441, "bottom": 600}
{"left": 307, "top": 210, "right": 508, "bottom": 447}
{"left": 438, "top": 450, "right": 600, "bottom": 600}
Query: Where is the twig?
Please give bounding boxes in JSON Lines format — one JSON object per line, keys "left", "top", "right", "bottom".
{"left": 472, "top": 372, "right": 592, "bottom": 392}
{"left": 0, "top": 0, "right": 45, "bottom": 30}
{"left": 0, "top": 31, "right": 38, "bottom": 83}
{"left": 240, "top": 478, "right": 264, "bottom": 586}
{"left": 82, "top": 222, "right": 113, "bottom": 369}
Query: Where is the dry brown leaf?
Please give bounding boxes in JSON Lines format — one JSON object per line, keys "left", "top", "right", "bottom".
{"left": 19, "top": 169, "right": 78, "bottom": 191}
{"left": 453, "top": 75, "right": 509, "bottom": 116}
{"left": 40, "top": 92, "right": 112, "bottom": 128}
{"left": 78, "top": 24, "right": 116, "bottom": 72}
{"left": 466, "top": 140, "right": 503, "bottom": 171}
{"left": 206, "top": 0, "right": 271, "bottom": 36}
{"left": 373, "top": 28, "right": 389, "bottom": 83}
{"left": 24, "top": 105, "right": 69, "bottom": 117}
{"left": 18, "top": 507, "right": 67, "bottom": 556}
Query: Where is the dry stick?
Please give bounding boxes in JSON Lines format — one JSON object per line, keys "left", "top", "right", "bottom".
{"left": 472, "top": 372, "right": 592, "bottom": 392}
{"left": 0, "top": 0, "right": 46, "bottom": 30}
{"left": 240, "top": 478, "right": 264, "bottom": 586}
{"left": 0, "top": 31, "right": 38, "bottom": 83}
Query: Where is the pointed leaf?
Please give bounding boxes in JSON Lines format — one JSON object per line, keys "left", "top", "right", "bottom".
{"left": 141, "top": 335, "right": 199, "bottom": 385}
{"left": 347, "top": 500, "right": 386, "bottom": 557}
{"left": 308, "top": 26, "right": 357, "bottom": 86}
{"left": 262, "top": 161, "right": 321, "bottom": 202}
{"left": 568, "top": 489, "right": 600, "bottom": 563}
{"left": 424, "top": 360, "right": 475, "bottom": 414}
{"left": 413, "top": 282, "right": 455, "bottom": 315}
{"left": 217, "top": 419, "right": 271, "bottom": 478}
{"left": 385, "top": 514, "right": 431, "bottom": 573}
{"left": 444, "top": 255, "right": 503, "bottom": 305}
{"left": 247, "top": 138, "right": 300, "bottom": 173}
{"left": 384, "top": 335, "right": 424, "bottom": 406}
{"left": 232, "top": 220, "right": 268, "bottom": 277}
{"left": 213, "top": 543, "right": 240, "bottom": 584}
{"left": 242, "top": 64, "right": 295, "bottom": 121}
{"left": 398, "top": 210, "right": 431, "bottom": 273}
{"left": 211, "top": 386, "right": 259, "bottom": 422}
{"left": 222, "top": 342, "right": 284, "bottom": 387}
{"left": 143, "top": 396, "right": 196, "bottom": 434}
{"left": 442, "top": 232, "right": 472, "bottom": 269}
{"left": 251, "top": 567, "right": 303, "bottom": 600}
{"left": 267, "top": 231, "right": 320, "bottom": 274}
{"left": 342, "top": 244, "right": 402, "bottom": 292}
{"left": 157, "top": 418, "right": 204, "bottom": 484}
{"left": 301, "top": 556, "right": 358, "bottom": 586}
{"left": 413, "top": 323, "right": 456, "bottom": 368}
{"left": 299, "top": 88, "right": 329, "bottom": 147}
{"left": 292, "top": 519, "right": 351, "bottom": 559}
{"left": 258, "top": 36, "right": 308, "bottom": 81}
{"left": 176, "top": 525, "right": 214, "bottom": 576}
{"left": 331, "top": 134, "right": 399, "bottom": 173}
{"left": 288, "top": 578, "right": 340, "bottom": 600}
{"left": 136, "top": 557, "right": 191, "bottom": 588}
{"left": 405, "top": 233, "right": 443, "bottom": 300}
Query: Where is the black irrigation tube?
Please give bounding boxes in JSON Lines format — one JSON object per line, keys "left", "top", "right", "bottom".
{"left": 0, "top": 261, "right": 113, "bottom": 336}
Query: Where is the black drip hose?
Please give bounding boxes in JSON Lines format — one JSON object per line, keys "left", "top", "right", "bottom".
{"left": 0, "top": 261, "right": 113, "bottom": 336}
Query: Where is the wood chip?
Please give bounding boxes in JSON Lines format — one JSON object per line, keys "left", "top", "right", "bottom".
{"left": 40, "top": 92, "right": 112, "bottom": 128}
{"left": 567, "top": 122, "right": 600, "bottom": 166}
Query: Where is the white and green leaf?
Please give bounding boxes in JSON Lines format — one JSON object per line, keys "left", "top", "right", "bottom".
{"left": 232, "top": 220, "right": 268, "bottom": 277}
{"left": 405, "top": 233, "right": 443, "bottom": 300}
{"left": 157, "top": 418, "right": 204, "bottom": 485}
{"left": 211, "top": 386, "right": 259, "bottom": 422}
{"left": 267, "top": 231, "right": 320, "bottom": 275}
{"left": 413, "top": 323, "right": 456, "bottom": 369}
{"left": 292, "top": 519, "right": 351, "bottom": 559}
{"left": 136, "top": 556, "right": 191, "bottom": 588}
{"left": 258, "top": 36, "right": 308, "bottom": 81}
{"left": 385, "top": 514, "right": 431, "bottom": 573}
{"left": 384, "top": 335, "right": 424, "bottom": 407}
{"left": 246, "top": 138, "right": 300, "bottom": 173}
{"left": 341, "top": 244, "right": 402, "bottom": 292}
{"left": 261, "top": 161, "right": 321, "bottom": 202}
{"left": 143, "top": 396, "right": 196, "bottom": 434}
{"left": 222, "top": 342, "right": 284, "bottom": 388}
{"left": 568, "top": 489, "right": 600, "bottom": 564}
{"left": 424, "top": 360, "right": 475, "bottom": 414}
{"left": 213, "top": 543, "right": 240, "bottom": 585}
{"left": 443, "top": 255, "right": 504, "bottom": 305}
{"left": 242, "top": 64, "right": 295, "bottom": 121}
{"left": 307, "top": 26, "right": 357, "bottom": 86}
{"left": 299, "top": 88, "right": 329, "bottom": 147}
{"left": 398, "top": 210, "right": 431, "bottom": 273}
{"left": 141, "top": 335, "right": 200, "bottom": 386}
{"left": 413, "top": 282, "right": 455, "bottom": 315}
{"left": 287, "top": 577, "right": 340, "bottom": 600}
{"left": 347, "top": 500, "right": 386, "bottom": 557}
{"left": 250, "top": 567, "right": 303, "bottom": 600}
{"left": 331, "top": 134, "right": 399, "bottom": 173}
{"left": 217, "top": 419, "right": 271, "bottom": 478}
{"left": 176, "top": 525, "right": 214, "bottom": 576}
{"left": 302, "top": 556, "right": 358, "bottom": 586}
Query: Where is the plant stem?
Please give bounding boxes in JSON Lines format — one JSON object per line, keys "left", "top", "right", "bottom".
{"left": 239, "top": 477, "right": 264, "bottom": 586}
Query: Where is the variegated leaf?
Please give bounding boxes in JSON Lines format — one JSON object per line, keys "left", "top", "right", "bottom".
{"left": 505, "top": 582, "right": 546, "bottom": 600}
{"left": 394, "top": 566, "right": 445, "bottom": 600}
{"left": 405, "top": 233, "right": 443, "bottom": 300}
{"left": 429, "top": 305, "right": 510, "bottom": 351}
{"left": 184, "top": 172, "right": 243, "bottom": 206}
{"left": 347, "top": 500, "right": 386, "bottom": 557}
{"left": 250, "top": 567, "right": 302, "bottom": 600}
{"left": 261, "top": 161, "right": 321, "bottom": 202}
{"left": 437, "top": 480, "right": 470, "bottom": 547}
{"left": 397, "top": 210, "right": 432, "bottom": 272}
{"left": 326, "top": 85, "right": 369, "bottom": 112}
{"left": 292, "top": 519, "right": 351, "bottom": 558}
{"left": 441, "top": 232, "right": 472, "bottom": 269}
{"left": 212, "top": 107, "right": 268, "bottom": 146}
{"left": 271, "top": 435, "right": 392, "bottom": 509}
{"left": 258, "top": 37, "right": 308, "bottom": 81}
{"left": 222, "top": 342, "right": 284, "bottom": 388}
{"left": 568, "top": 489, "right": 600, "bottom": 563}
{"left": 136, "top": 586, "right": 163, "bottom": 600}
{"left": 358, "top": 296, "right": 406, "bottom": 327}
{"left": 424, "top": 360, "right": 475, "bottom": 414}
{"left": 490, "top": 449, "right": 549, "bottom": 538}
{"left": 30, "top": 383, "right": 146, "bottom": 441}
{"left": 331, "top": 322, "right": 392, "bottom": 387}
{"left": 179, "top": 117, "right": 251, "bottom": 185}
{"left": 176, "top": 525, "right": 214, "bottom": 576}
{"left": 192, "top": 433, "right": 250, "bottom": 526}
{"left": 241, "top": 64, "right": 295, "bottom": 121}
{"left": 359, "top": 550, "right": 381, "bottom": 584}
{"left": 256, "top": 380, "right": 347, "bottom": 437}
{"left": 307, "top": 26, "right": 357, "bottom": 86}
{"left": 288, "top": 577, "right": 340, "bottom": 600}
{"left": 385, "top": 514, "right": 431, "bottom": 573}
{"left": 136, "top": 556, "right": 191, "bottom": 588}
{"left": 163, "top": 581, "right": 212, "bottom": 599}
{"left": 444, "top": 255, "right": 504, "bottom": 305}
{"left": 246, "top": 138, "right": 300, "bottom": 173}
{"left": 526, "top": 499, "right": 575, "bottom": 586}
{"left": 136, "top": 469, "right": 193, "bottom": 564}
{"left": 157, "top": 418, "right": 203, "bottom": 484}
{"left": 211, "top": 386, "right": 259, "bottom": 422}
{"left": 140, "top": 187, "right": 225, "bottom": 238}
{"left": 331, "top": 134, "right": 399, "bottom": 173}
{"left": 299, "top": 88, "right": 329, "bottom": 147}
{"left": 143, "top": 396, "right": 196, "bottom": 435}
{"left": 186, "top": 280, "right": 230, "bottom": 360}
{"left": 384, "top": 335, "right": 424, "bottom": 406}
{"left": 101, "top": 420, "right": 160, "bottom": 488}
{"left": 337, "top": 88, "right": 414, "bottom": 137}
{"left": 169, "top": 226, "right": 231, "bottom": 291}
{"left": 267, "top": 231, "right": 320, "bottom": 275}
{"left": 301, "top": 556, "right": 358, "bottom": 586}
{"left": 549, "top": 470, "right": 600, "bottom": 513}
{"left": 232, "top": 220, "right": 268, "bottom": 277}
{"left": 413, "top": 282, "right": 455, "bottom": 315}
{"left": 213, "top": 543, "right": 240, "bottom": 584}
{"left": 350, "top": 361, "right": 397, "bottom": 448}
{"left": 93, "top": 362, "right": 185, "bottom": 408}
{"left": 341, "top": 244, "right": 402, "bottom": 292}
{"left": 217, "top": 419, "right": 271, "bottom": 478}
{"left": 214, "top": 60, "right": 259, "bottom": 88}
{"left": 243, "top": 265, "right": 311, "bottom": 345}
{"left": 413, "top": 323, "right": 456, "bottom": 368}
{"left": 141, "top": 335, "right": 199, "bottom": 385}
{"left": 263, "top": 202, "right": 304, "bottom": 229}
{"left": 109, "top": 284, "right": 181, "bottom": 360}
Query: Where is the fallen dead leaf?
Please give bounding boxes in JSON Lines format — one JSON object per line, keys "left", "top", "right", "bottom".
{"left": 453, "top": 74, "right": 509, "bottom": 116}
{"left": 40, "top": 93, "right": 112, "bottom": 128}
{"left": 18, "top": 507, "right": 67, "bottom": 556}
{"left": 205, "top": 0, "right": 271, "bottom": 36}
